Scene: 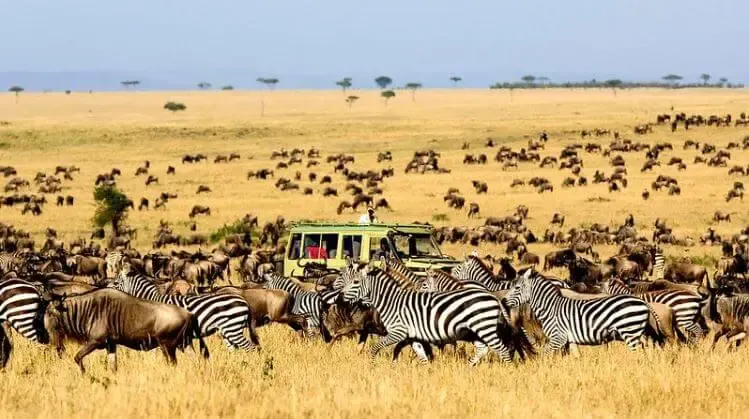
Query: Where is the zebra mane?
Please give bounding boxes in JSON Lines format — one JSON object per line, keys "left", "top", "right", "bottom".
{"left": 466, "top": 255, "right": 496, "bottom": 277}
{"left": 382, "top": 260, "right": 422, "bottom": 290}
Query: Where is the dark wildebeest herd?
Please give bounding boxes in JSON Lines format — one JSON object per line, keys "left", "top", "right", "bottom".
{"left": 0, "top": 110, "right": 749, "bottom": 372}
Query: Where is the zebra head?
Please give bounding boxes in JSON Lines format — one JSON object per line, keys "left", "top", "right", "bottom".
{"left": 421, "top": 270, "right": 440, "bottom": 292}
{"left": 109, "top": 262, "right": 135, "bottom": 293}
{"left": 342, "top": 264, "right": 370, "bottom": 305}
{"left": 503, "top": 268, "right": 536, "bottom": 308}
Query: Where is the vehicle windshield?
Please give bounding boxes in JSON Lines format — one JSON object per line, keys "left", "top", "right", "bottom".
{"left": 391, "top": 233, "right": 442, "bottom": 259}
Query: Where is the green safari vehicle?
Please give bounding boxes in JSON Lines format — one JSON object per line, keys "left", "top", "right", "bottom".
{"left": 283, "top": 222, "right": 459, "bottom": 278}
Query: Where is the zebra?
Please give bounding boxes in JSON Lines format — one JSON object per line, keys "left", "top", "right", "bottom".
{"left": 262, "top": 272, "right": 322, "bottom": 335}
{"left": 0, "top": 279, "right": 47, "bottom": 367}
{"left": 342, "top": 263, "right": 525, "bottom": 365}
{"left": 603, "top": 278, "right": 704, "bottom": 343}
{"left": 0, "top": 251, "right": 31, "bottom": 276}
{"left": 105, "top": 250, "right": 124, "bottom": 279}
{"left": 112, "top": 265, "right": 259, "bottom": 350}
{"left": 651, "top": 247, "right": 665, "bottom": 280}
{"left": 383, "top": 258, "right": 423, "bottom": 288}
{"left": 452, "top": 255, "right": 514, "bottom": 292}
{"left": 504, "top": 269, "right": 650, "bottom": 356}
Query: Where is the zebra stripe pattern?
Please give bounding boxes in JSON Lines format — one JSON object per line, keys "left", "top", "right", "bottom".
{"left": 604, "top": 279, "right": 704, "bottom": 342}
{"left": 262, "top": 273, "right": 321, "bottom": 333}
{"left": 452, "top": 256, "right": 513, "bottom": 292}
{"left": 651, "top": 249, "right": 665, "bottom": 280}
{"left": 0, "top": 279, "right": 45, "bottom": 343}
{"left": 342, "top": 264, "right": 515, "bottom": 365}
{"left": 112, "top": 267, "right": 258, "bottom": 350}
{"left": 504, "top": 270, "right": 650, "bottom": 355}
{"left": 0, "top": 251, "right": 26, "bottom": 275}
{"left": 105, "top": 251, "right": 124, "bottom": 279}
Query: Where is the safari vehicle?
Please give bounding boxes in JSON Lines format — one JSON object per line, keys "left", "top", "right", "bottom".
{"left": 283, "top": 222, "right": 459, "bottom": 278}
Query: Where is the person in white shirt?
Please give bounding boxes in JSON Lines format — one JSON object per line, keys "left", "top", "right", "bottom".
{"left": 358, "top": 207, "right": 377, "bottom": 224}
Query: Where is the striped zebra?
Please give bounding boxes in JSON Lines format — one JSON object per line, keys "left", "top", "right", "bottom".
{"left": 452, "top": 255, "right": 514, "bottom": 292}
{"left": 383, "top": 258, "right": 423, "bottom": 288}
{"left": 105, "top": 250, "right": 124, "bottom": 279}
{"left": 651, "top": 247, "right": 665, "bottom": 280}
{"left": 603, "top": 278, "right": 704, "bottom": 343}
{"left": 0, "top": 279, "right": 47, "bottom": 367}
{"left": 0, "top": 251, "right": 28, "bottom": 275}
{"left": 504, "top": 270, "right": 650, "bottom": 355}
{"left": 342, "top": 263, "right": 523, "bottom": 365}
{"left": 262, "top": 272, "right": 322, "bottom": 335}
{"left": 112, "top": 265, "right": 259, "bottom": 350}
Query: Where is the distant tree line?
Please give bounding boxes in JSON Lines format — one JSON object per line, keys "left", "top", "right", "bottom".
{"left": 491, "top": 74, "right": 742, "bottom": 89}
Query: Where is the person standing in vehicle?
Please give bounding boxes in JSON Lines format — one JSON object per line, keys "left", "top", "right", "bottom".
{"left": 358, "top": 207, "right": 377, "bottom": 224}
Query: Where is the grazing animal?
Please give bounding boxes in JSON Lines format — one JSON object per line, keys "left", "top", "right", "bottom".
{"left": 112, "top": 267, "right": 260, "bottom": 351}
{"left": 0, "top": 279, "right": 46, "bottom": 368}
{"left": 504, "top": 270, "right": 649, "bottom": 355}
{"left": 712, "top": 293, "right": 749, "bottom": 350}
{"left": 342, "top": 264, "right": 527, "bottom": 365}
{"left": 262, "top": 273, "right": 322, "bottom": 336}
{"left": 44, "top": 289, "right": 208, "bottom": 372}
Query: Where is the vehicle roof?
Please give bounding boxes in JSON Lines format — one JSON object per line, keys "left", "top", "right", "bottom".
{"left": 289, "top": 222, "right": 433, "bottom": 233}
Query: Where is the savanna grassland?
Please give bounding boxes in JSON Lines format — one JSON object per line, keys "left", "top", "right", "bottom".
{"left": 1, "top": 88, "right": 749, "bottom": 418}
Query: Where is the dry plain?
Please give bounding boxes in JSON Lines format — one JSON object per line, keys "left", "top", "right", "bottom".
{"left": 1, "top": 88, "right": 749, "bottom": 418}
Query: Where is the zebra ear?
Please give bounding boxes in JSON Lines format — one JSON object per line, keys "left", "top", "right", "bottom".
{"left": 521, "top": 268, "right": 534, "bottom": 280}
{"left": 470, "top": 250, "right": 479, "bottom": 258}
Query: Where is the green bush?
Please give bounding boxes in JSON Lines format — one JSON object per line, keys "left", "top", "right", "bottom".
{"left": 210, "top": 219, "right": 254, "bottom": 244}
{"left": 164, "top": 101, "right": 187, "bottom": 112}
{"left": 93, "top": 185, "right": 130, "bottom": 231}
{"left": 432, "top": 213, "right": 449, "bottom": 222}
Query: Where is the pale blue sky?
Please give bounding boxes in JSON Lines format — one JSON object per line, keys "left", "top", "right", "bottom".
{"left": 1, "top": 0, "right": 747, "bottom": 89}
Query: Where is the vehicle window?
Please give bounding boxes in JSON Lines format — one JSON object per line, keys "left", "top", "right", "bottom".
{"left": 303, "top": 234, "right": 322, "bottom": 259}
{"left": 342, "top": 235, "right": 363, "bottom": 259}
{"left": 391, "top": 234, "right": 441, "bottom": 258}
{"left": 369, "top": 236, "right": 393, "bottom": 261}
{"left": 288, "top": 233, "right": 302, "bottom": 260}
{"left": 322, "top": 234, "right": 339, "bottom": 259}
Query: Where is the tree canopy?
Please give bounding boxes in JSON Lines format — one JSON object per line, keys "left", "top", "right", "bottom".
{"left": 336, "top": 77, "right": 353, "bottom": 92}
{"left": 120, "top": 80, "right": 140, "bottom": 89}
{"left": 197, "top": 82, "right": 212, "bottom": 90}
{"left": 662, "top": 74, "right": 683, "bottom": 84}
{"left": 221, "top": 85, "right": 234, "bottom": 91}
{"left": 257, "top": 78, "right": 279, "bottom": 89}
{"left": 699, "top": 73, "right": 710, "bottom": 84}
{"left": 345, "top": 95, "right": 360, "bottom": 108}
{"left": 8, "top": 86, "right": 24, "bottom": 93}
{"left": 405, "top": 82, "right": 422, "bottom": 102}
{"left": 381, "top": 90, "right": 396, "bottom": 106}
{"left": 449, "top": 76, "right": 462, "bottom": 86}
{"left": 375, "top": 76, "right": 393, "bottom": 89}
{"left": 93, "top": 185, "right": 131, "bottom": 233}
{"left": 521, "top": 75, "right": 536, "bottom": 84}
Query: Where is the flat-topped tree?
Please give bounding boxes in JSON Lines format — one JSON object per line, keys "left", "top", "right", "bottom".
{"left": 197, "top": 82, "right": 212, "bottom": 90}
{"left": 381, "top": 89, "right": 395, "bottom": 106}
{"left": 719, "top": 77, "right": 728, "bottom": 87}
{"left": 449, "top": 76, "right": 462, "bottom": 87}
{"left": 521, "top": 75, "right": 536, "bottom": 86}
{"left": 662, "top": 74, "right": 683, "bottom": 87}
{"left": 375, "top": 76, "right": 393, "bottom": 89}
{"left": 604, "top": 79, "right": 623, "bottom": 96}
{"left": 120, "top": 80, "right": 141, "bottom": 90}
{"left": 336, "top": 78, "right": 352, "bottom": 93}
{"left": 404, "top": 82, "right": 422, "bottom": 102}
{"left": 8, "top": 86, "right": 23, "bottom": 104}
{"left": 345, "top": 95, "right": 360, "bottom": 108}
{"left": 221, "top": 85, "right": 234, "bottom": 91}
{"left": 538, "top": 76, "right": 550, "bottom": 87}
{"left": 257, "top": 77, "right": 279, "bottom": 90}
{"left": 699, "top": 73, "right": 710, "bottom": 85}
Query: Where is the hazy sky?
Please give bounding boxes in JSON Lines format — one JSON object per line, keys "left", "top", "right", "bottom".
{"left": 2, "top": 0, "right": 747, "bottom": 89}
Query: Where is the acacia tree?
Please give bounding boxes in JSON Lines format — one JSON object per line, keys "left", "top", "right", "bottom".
{"left": 93, "top": 185, "right": 131, "bottom": 234}
{"left": 699, "top": 73, "right": 710, "bottom": 85}
{"left": 449, "top": 76, "right": 462, "bottom": 86}
{"left": 604, "top": 79, "right": 623, "bottom": 96}
{"left": 381, "top": 90, "right": 395, "bottom": 106}
{"left": 221, "top": 85, "right": 234, "bottom": 90}
{"left": 8, "top": 86, "right": 23, "bottom": 104}
{"left": 719, "top": 77, "right": 728, "bottom": 86}
{"left": 521, "top": 75, "right": 536, "bottom": 86}
{"left": 404, "top": 82, "right": 422, "bottom": 102}
{"left": 120, "top": 80, "right": 141, "bottom": 90}
{"left": 197, "top": 82, "right": 212, "bottom": 90}
{"left": 345, "top": 95, "right": 359, "bottom": 108}
{"left": 257, "top": 77, "right": 279, "bottom": 90}
{"left": 375, "top": 76, "right": 393, "bottom": 89}
{"left": 336, "top": 77, "right": 352, "bottom": 93}
{"left": 537, "top": 76, "right": 550, "bottom": 87}
{"left": 662, "top": 74, "right": 683, "bottom": 87}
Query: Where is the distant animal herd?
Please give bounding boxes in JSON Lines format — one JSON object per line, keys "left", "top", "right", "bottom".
{"left": 0, "top": 109, "right": 748, "bottom": 372}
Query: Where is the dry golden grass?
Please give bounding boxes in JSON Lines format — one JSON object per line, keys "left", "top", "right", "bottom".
{"left": 1, "top": 88, "right": 749, "bottom": 417}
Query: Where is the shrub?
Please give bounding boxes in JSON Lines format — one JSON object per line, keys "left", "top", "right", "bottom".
{"left": 164, "top": 101, "right": 187, "bottom": 112}
{"left": 93, "top": 185, "right": 130, "bottom": 232}
{"left": 432, "top": 213, "right": 449, "bottom": 222}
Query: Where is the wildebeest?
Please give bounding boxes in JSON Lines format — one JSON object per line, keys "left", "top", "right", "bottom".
{"left": 189, "top": 205, "right": 211, "bottom": 218}
{"left": 43, "top": 289, "right": 208, "bottom": 372}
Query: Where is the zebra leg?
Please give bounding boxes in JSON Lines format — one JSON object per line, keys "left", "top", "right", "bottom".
{"left": 568, "top": 342, "right": 581, "bottom": 358}
{"left": 468, "top": 341, "right": 489, "bottom": 366}
{"left": 685, "top": 322, "right": 704, "bottom": 344}
{"left": 0, "top": 326, "right": 11, "bottom": 369}
{"left": 725, "top": 331, "right": 746, "bottom": 352}
{"left": 221, "top": 325, "right": 259, "bottom": 352}
{"left": 468, "top": 321, "right": 511, "bottom": 363}
{"left": 370, "top": 327, "right": 407, "bottom": 362}
{"left": 622, "top": 332, "right": 645, "bottom": 351}
{"left": 544, "top": 335, "right": 567, "bottom": 357}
